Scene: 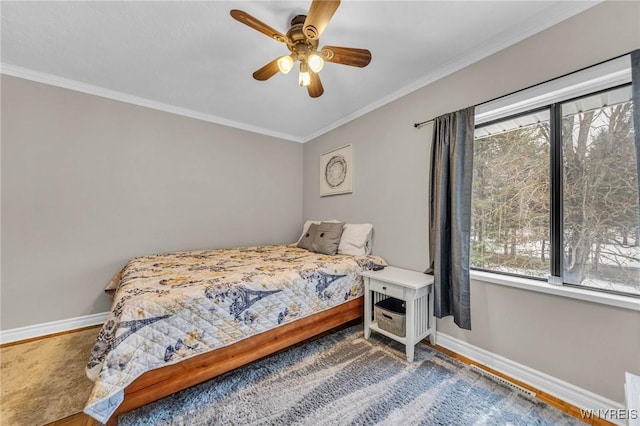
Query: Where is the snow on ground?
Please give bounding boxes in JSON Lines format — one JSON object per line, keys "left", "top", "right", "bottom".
{"left": 472, "top": 238, "right": 640, "bottom": 296}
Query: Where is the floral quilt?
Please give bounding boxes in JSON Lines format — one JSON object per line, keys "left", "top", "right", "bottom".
{"left": 84, "top": 245, "right": 386, "bottom": 423}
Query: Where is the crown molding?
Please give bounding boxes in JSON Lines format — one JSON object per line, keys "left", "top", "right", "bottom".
{"left": 302, "top": 1, "right": 600, "bottom": 143}
{"left": 0, "top": 63, "right": 305, "bottom": 143}
{"left": 0, "top": 2, "right": 598, "bottom": 145}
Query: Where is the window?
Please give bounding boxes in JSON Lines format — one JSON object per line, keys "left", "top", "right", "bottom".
{"left": 470, "top": 64, "right": 639, "bottom": 297}
{"left": 472, "top": 110, "right": 550, "bottom": 279}
{"left": 562, "top": 86, "right": 638, "bottom": 295}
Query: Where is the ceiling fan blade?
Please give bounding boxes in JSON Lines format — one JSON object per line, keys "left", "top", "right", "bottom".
{"left": 321, "top": 45, "right": 372, "bottom": 68}
{"left": 230, "top": 9, "right": 288, "bottom": 43}
{"left": 307, "top": 72, "right": 324, "bottom": 98}
{"left": 253, "top": 58, "right": 280, "bottom": 81}
{"left": 303, "top": 0, "right": 340, "bottom": 41}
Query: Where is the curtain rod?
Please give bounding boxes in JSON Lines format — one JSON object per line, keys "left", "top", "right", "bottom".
{"left": 414, "top": 119, "right": 434, "bottom": 129}
{"left": 412, "top": 50, "right": 634, "bottom": 130}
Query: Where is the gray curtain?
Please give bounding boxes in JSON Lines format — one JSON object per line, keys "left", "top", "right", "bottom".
{"left": 632, "top": 50, "right": 640, "bottom": 200}
{"left": 426, "top": 106, "right": 475, "bottom": 330}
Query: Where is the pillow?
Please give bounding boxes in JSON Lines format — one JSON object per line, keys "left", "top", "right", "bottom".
{"left": 296, "top": 219, "right": 340, "bottom": 244}
{"left": 295, "top": 220, "right": 375, "bottom": 255}
{"left": 297, "top": 223, "right": 320, "bottom": 251}
{"left": 311, "top": 222, "right": 345, "bottom": 255}
{"left": 337, "top": 223, "right": 374, "bottom": 256}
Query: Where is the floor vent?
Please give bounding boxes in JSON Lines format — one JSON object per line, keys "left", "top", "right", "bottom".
{"left": 470, "top": 364, "right": 537, "bottom": 398}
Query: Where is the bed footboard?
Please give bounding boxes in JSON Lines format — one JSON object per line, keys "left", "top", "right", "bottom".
{"left": 106, "top": 296, "right": 364, "bottom": 425}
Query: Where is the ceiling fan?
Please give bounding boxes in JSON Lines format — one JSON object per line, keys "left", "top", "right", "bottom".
{"left": 230, "top": 0, "right": 372, "bottom": 98}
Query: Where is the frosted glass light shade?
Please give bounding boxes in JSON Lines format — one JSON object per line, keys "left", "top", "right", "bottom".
{"left": 298, "top": 71, "right": 311, "bottom": 87}
{"left": 298, "top": 61, "right": 311, "bottom": 87}
{"left": 308, "top": 53, "right": 324, "bottom": 73}
{"left": 277, "top": 55, "right": 294, "bottom": 74}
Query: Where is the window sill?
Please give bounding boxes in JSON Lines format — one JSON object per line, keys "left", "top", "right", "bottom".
{"left": 470, "top": 270, "right": 640, "bottom": 312}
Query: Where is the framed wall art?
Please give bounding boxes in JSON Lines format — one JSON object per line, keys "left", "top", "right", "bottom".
{"left": 320, "top": 144, "right": 353, "bottom": 196}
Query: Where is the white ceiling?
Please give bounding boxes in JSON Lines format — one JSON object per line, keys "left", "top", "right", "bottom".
{"left": 1, "top": 1, "right": 598, "bottom": 143}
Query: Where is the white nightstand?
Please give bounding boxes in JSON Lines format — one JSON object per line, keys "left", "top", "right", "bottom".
{"left": 361, "top": 266, "right": 435, "bottom": 362}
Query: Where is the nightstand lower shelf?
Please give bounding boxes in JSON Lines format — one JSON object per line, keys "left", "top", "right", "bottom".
{"left": 368, "top": 321, "right": 407, "bottom": 345}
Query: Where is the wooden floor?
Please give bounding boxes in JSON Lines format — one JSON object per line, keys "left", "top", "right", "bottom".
{"left": 423, "top": 341, "right": 613, "bottom": 426}
{"left": 45, "top": 340, "right": 612, "bottom": 426}
{"left": 46, "top": 412, "right": 98, "bottom": 426}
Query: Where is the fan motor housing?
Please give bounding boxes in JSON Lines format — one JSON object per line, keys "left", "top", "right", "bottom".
{"left": 286, "top": 14, "right": 319, "bottom": 59}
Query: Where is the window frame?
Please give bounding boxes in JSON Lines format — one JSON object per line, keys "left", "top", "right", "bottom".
{"left": 471, "top": 81, "right": 639, "bottom": 299}
{"left": 472, "top": 106, "right": 551, "bottom": 282}
{"left": 470, "top": 270, "right": 639, "bottom": 311}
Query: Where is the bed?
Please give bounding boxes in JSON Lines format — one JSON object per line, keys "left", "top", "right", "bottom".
{"left": 84, "top": 242, "right": 386, "bottom": 424}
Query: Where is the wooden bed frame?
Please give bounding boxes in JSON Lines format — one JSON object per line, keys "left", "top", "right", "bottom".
{"left": 106, "top": 296, "right": 364, "bottom": 425}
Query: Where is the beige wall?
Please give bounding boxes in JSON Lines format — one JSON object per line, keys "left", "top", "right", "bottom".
{"left": 2, "top": 0, "right": 638, "bottom": 405}
{"left": 1, "top": 75, "right": 303, "bottom": 329}
{"left": 303, "top": 1, "right": 640, "bottom": 403}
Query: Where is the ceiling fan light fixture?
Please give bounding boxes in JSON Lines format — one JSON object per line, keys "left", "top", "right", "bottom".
{"left": 231, "top": 1, "right": 372, "bottom": 98}
{"left": 277, "top": 55, "right": 295, "bottom": 74}
{"left": 299, "top": 72, "right": 311, "bottom": 87}
{"left": 307, "top": 52, "right": 324, "bottom": 73}
{"left": 298, "top": 62, "right": 311, "bottom": 87}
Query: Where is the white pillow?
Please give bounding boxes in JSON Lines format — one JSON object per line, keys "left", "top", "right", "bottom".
{"left": 338, "top": 223, "right": 373, "bottom": 256}
{"left": 296, "top": 220, "right": 373, "bottom": 256}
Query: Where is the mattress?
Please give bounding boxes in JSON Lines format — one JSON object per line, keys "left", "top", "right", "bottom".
{"left": 84, "top": 244, "right": 386, "bottom": 422}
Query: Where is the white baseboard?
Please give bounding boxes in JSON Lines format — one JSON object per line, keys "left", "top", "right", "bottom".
{"left": 436, "top": 332, "right": 626, "bottom": 425}
{"left": 0, "top": 312, "right": 108, "bottom": 344}
{"left": 0, "top": 316, "right": 627, "bottom": 423}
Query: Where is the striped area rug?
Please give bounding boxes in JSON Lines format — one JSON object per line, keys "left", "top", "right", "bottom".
{"left": 120, "top": 326, "right": 582, "bottom": 425}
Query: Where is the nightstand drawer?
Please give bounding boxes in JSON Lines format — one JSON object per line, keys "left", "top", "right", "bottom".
{"left": 369, "top": 279, "right": 404, "bottom": 299}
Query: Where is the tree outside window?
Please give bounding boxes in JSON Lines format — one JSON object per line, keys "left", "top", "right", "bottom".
{"left": 562, "top": 87, "right": 639, "bottom": 295}
{"left": 471, "top": 85, "right": 639, "bottom": 296}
